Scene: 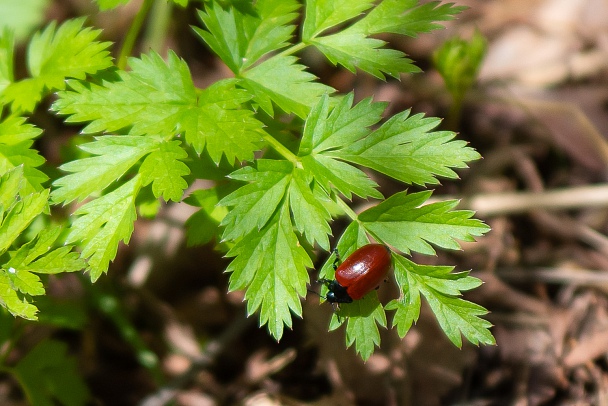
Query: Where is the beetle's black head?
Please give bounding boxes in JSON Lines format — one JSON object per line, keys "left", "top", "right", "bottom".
{"left": 325, "top": 280, "right": 353, "bottom": 304}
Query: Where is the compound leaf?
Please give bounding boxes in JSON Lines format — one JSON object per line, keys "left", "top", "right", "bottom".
{"left": 226, "top": 203, "right": 311, "bottom": 340}
{"left": 219, "top": 159, "right": 292, "bottom": 241}
{"left": 52, "top": 136, "right": 159, "bottom": 205}
{"left": 302, "top": 0, "right": 375, "bottom": 40}
{"left": 388, "top": 256, "right": 494, "bottom": 347}
{"left": 240, "top": 54, "right": 334, "bottom": 118}
{"left": 140, "top": 140, "right": 190, "bottom": 202}
{"left": 195, "top": 0, "right": 300, "bottom": 72}
{"left": 352, "top": 0, "right": 466, "bottom": 37}
{"left": 310, "top": 29, "right": 419, "bottom": 79}
{"left": 2, "top": 18, "right": 112, "bottom": 112}
{"left": 359, "top": 190, "right": 490, "bottom": 255}
{"left": 341, "top": 110, "right": 481, "bottom": 186}
{"left": 66, "top": 176, "right": 141, "bottom": 281}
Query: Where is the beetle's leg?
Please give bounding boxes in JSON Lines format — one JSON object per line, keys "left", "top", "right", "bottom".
{"left": 332, "top": 303, "right": 342, "bottom": 322}
{"left": 317, "top": 278, "right": 331, "bottom": 286}
{"left": 332, "top": 248, "right": 341, "bottom": 271}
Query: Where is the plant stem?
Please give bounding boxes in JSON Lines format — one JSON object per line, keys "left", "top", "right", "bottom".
{"left": 262, "top": 133, "right": 298, "bottom": 163}
{"left": 334, "top": 195, "right": 358, "bottom": 221}
{"left": 278, "top": 42, "right": 306, "bottom": 57}
{"left": 142, "top": 0, "right": 171, "bottom": 53}
{"left": 117, "top": 0, "right": 155, "bottom": 70}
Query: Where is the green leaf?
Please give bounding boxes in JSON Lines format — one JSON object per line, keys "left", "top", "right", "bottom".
{"left": 53, "top": 53, "right": 264, "bottom": 164}
{"left": 359, "top": 190, "right": 490, "bottom": 255}
{"left": 310, "top": 28, "right": 419, "bottom": 79}
{"left": 0, "top": 189, "right": 49, "bottom": 253}
{"left": 0, "top": 0, "right": 48, "bottom": 42}
{"left": 95, "top": 0, "right": 130, "bottom": 10}
{"left": 351, "top": 0, "right": 466, "bottom": 37}
{"left": 0, "top": 28, "right": 14, "bottom": 94}
{"left": 0, "top": 272, "right": 38, "bottom": 319}
{"left": 66, "top": 176, "right": 141, "bottom": 281}
{"left": 195, "top": 0, "right": 300, "bottom": 72}
{"left": 7, "top": 227, "right": 85, "bottom": 275}
{"left": 1, "top": 18, "right": 113, "bottom": 112}
{"left": 0, "top": 165, "right": 24, "bottom": 210}
{"left": 288, "top": 168, "right": 332, "bottom": 250}
{"left": 0, "top": 170, "right": 84, "bottom": 318}
{"left": 240, "top": 54, "right": 334, "bottom": 118}
{"left": 219, "top": 159, "right": 292, "bottom": 241}
{"left": 340, "top": 110, "right": 481, "bottom": 186}
{"left": 140, "top": 140, "right": 190, "bottom": 202}
{"left": 302, "top": 0, "right": 375, "bottom": 40}
{"left": 184, "top": 186, "right": 230, "bottom": 246}
{"left": 338, "top": 293, "right": 387, "bottom": 360}
{"left": 0, "top": 116, "right": 47, "bottom": 193}
{"left": 299, "top": 94, "right": 383, "bottom": 199}
{"left": 14, "top": 340, "right": 90, "bottom": 406}
{"left": 188, "top": 79, "right": 264, "bottom": 163}
{"left": 53, "top": 51, "right": 195, "bottom": 134}
{"left": 52, "top": 136, "right": 159, "bottom": 205}
{"left": 226, "top": 203, "right": 311, "bottom": 340}
{"left": 434, "top": 30, "right": 487, "bottom": 101}
{"left": 388, "top": 256, "right": 494, "bottom": 347}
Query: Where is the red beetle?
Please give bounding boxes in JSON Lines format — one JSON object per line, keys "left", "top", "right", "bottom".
{"left": 319, "top": 244, "right": 392, "bottom": 304}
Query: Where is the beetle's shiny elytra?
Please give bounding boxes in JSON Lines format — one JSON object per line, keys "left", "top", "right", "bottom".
{"left": 319, "top": 244, "right": 392, "bottom": 304}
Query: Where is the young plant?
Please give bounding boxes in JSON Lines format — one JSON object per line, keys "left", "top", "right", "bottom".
{"left": 0, "top": 0, "right": 494, "bottom": 361}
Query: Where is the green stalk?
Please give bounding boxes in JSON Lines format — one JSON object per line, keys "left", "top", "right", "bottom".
{"left": 262, "top": 133, "right": 299, "bottom": 163}
{"left": 334, "top": 195, "right": 358, "bottom": 221}
{"left": 117, "top": 0, "right": 155, "bottom": 70}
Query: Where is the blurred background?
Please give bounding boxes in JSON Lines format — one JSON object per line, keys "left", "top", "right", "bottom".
{"left": 3, "top": 0, "right": 608, "bottom": 404}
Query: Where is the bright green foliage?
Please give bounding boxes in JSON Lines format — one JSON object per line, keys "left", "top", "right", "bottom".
{"left": 96, "top": 0, "right": 130, "bottom": 10}
{"left": 0, "top": 0, "right": 48, "bottom": 42}
{"left": 0, "top": 0, "right": 493, "bottom": 360}
{"left": 240, "top": 54, "right": 334, "bottom": 118}
{"left": 184, "top": 187, "right": 230, "bottom": 246}
{"left": 225, "top": 202, "right": 311, "bottom": 340}
{"left": 0, "top": 115, "right": 47, "bottom": 194}
{"left": 301, "top": 0, "right": 376, "bottom": 40}
{"left": 220, "top": 85, "right": 490, "bottom": 351}
{"left": 387, "top": 256, "right": 495, "bottom": 347}
{"left": 342, "top": 111, "right": 480, "bottom": 185}
{"left": 52, "top": 136, "right": 158, "bottom": 205}
{"left": 95, "top": 0, "right": 189, "bottom": 9}
{"left": 309, "top": 29, "right": 418, "bottom": 79}
{"left": 299, "top": 94, "right": 384, "bottom": 200}
{"left": 220, "top": 160, "right": 293, "bottom": 242}
{"left": 194, "top": 0, "right": 300, "bottom": 72}
{"left": 351, "top": 0, "right": 466, "bottom": 37}
{"left": 53, "top": 52, "right": 264, "bottom": 164}
{"left": 66, "top": 176, "right": 140, "bottom": 282}
{"left": 0, "top": 167, "right": 85, "bottom": 319}
{"left": 0, "top": 28, "right": 14, "bottom": 94}
{"left": 1, "top": 18, "right": 112, "bottom": 112}
{"left": 359, "top": 190, "right": 490, "bottom": 255}
{"left": 13, "top": 340, "right": 89, "bottom": 406}
{"left": 302, "top": 0, "right": 464, "bottom": 79}
{"left": 140, "top": 140, "right": 190, "bottom": 202}
{"left": 434, "top": 29, "right": 487, "bottom": 102}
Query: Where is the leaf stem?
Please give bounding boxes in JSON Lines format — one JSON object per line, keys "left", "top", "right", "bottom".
{"left": 262, "top": 133, "right": 298, "bottom": 163}
{"left": 278, "top": 42, "right": 306, "bottom": 57}
{"left": 117, "top": 0, "right": 155, "bottom": 70}
{"left": 334, "top": 195, "right": 358, "bottom": 221}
